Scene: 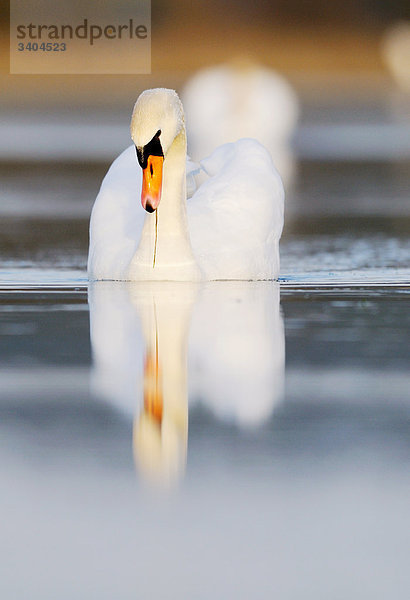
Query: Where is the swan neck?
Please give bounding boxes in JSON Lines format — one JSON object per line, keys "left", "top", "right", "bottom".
{"left": 159, "top": 128, "right": 187, "bottom": 222}
{"left": 129, "top": 123, "right": 201, "bottom": 280}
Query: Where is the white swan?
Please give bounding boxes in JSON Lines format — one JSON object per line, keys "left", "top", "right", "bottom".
{"left": 88, "top": 88, "right": 284, "bottom": 282}
{"left": 382, "top": 22, "right": 410, "bottom": 93}
{"left": 182, "top": 61, "right": 299, "bottom": 186}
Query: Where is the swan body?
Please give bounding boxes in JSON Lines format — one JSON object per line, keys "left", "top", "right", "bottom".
{"left": 88, "top": 88, "right": 284, "bottom": 282}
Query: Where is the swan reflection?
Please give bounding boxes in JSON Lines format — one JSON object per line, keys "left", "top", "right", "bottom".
{"left": 89, "top": 281, "right": 284, "bottom": 486}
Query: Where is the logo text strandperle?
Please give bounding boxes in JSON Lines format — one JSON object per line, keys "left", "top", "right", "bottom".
{"left": 16, "top": 19, "right": 148, "bottom": 46}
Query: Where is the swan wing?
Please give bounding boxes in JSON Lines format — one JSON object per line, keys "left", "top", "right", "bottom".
{"left": 188, "top": 138, "right": 284, "bottom": 280}
{"left": 88, "top": 146, "right": 144, "bottom": 280}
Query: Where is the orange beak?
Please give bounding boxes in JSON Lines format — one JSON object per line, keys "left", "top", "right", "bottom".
{"left": 141, "top": 155, "right": 164, "bottom": 213}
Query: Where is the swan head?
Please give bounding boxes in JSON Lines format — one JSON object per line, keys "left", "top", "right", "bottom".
{"left": 130, "top": 88, "right": 185, "bottom": 213}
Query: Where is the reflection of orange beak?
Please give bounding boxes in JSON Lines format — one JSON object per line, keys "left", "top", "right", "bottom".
{"left": 141, "top": 155, "right": 164, "bottom": 213}
{"left": 143, "top": 354, "right": 163, "bottom": 423}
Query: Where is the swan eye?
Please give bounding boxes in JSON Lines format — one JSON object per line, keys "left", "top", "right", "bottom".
{"left": 135, "top": 132, "right": 164, "bottom": 169}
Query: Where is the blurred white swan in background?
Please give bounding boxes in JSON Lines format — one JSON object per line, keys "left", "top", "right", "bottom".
{"left": 182, "top": 61, "right": 299, "bottom": 187}
{"left": 88, "top": 281, "right": 285, "bottom": 485}
{"left": 382, "top": 22, "right": 410, "bottom": 94}
{"left": 88, "top": 88, "right": 284, "bottom": 282}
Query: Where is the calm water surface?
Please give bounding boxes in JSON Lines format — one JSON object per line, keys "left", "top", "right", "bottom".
{"left": 0, "top": 155, "right": 409, "bottom": 598}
